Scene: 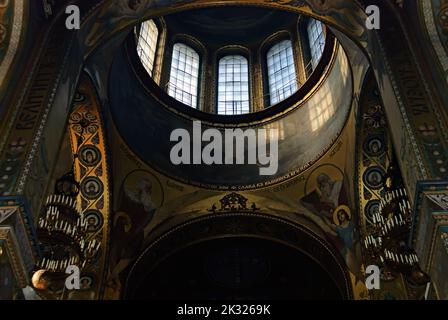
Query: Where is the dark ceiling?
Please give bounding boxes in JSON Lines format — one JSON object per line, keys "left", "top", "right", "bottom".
{"left": 164, "top": 6, "right": 300, "bottom": 45}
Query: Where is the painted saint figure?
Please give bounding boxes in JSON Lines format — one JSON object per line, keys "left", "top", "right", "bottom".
{"left": 124, "top": 178, "right": 156, "bottom": 215}
{"left": 301, "top": 173, "right": 346, "bottom": 226}
{"left": 317, "top": 173, "right": 343, "bottom": 208}
{"left": 329, "top": 206, "right": 359, "bottom": 276}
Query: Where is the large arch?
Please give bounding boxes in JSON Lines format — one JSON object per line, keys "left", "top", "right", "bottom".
{"left": 123, "top": 212, "right": 353, "bottom": 300}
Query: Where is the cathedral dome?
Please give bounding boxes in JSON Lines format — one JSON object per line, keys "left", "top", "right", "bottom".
{"left": 130, "top": 6, "right": 333, "bottom": 118}
{"left": 108, "top": 5, "right": 352, "bottom": 189}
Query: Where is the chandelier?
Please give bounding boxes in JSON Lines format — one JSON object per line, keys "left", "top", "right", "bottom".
{"left": 35, "top": 167, "right": 101, "bottom": 274}
{"left": 363, "top": 163, "right": 429, "bottom": 286}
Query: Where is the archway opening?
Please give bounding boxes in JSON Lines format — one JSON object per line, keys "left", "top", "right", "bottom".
{"left": 126, "top": 237, "right": 344, "bottom": 300}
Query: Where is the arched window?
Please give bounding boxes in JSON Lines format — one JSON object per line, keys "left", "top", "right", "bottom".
{"left": 217, "top": 55, "right": 250, "bottom": 115}
{"left": 307, "top": 19, "right": 325, "bottom": 69}
{"left": 267, "top": 40, "right": 297, "bottom": 105}
{"left": 136, "top": 20, "right": 159, "bottom": 76}
{"left": 168, "top": 43, "right": 200, "bottom": 108}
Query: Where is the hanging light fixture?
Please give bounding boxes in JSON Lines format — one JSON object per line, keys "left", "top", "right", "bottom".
{"left": 363, "top": 163, "right": 429, "bottom": 286}
{"left": 35, "top": 163, "right": 101, "bottom": 277}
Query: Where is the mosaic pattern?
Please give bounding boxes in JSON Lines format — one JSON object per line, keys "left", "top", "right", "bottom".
{"left": 81, "top": 177, "right": 104, "bottom": 200}
{"left": 78, "top": 145, "right": 101, "bottom": 167}
{"left": 363, "top": 167, "right": 385, "bottom": 190}
{"left": 79, "top": 274, "right": 96, "bottom": 290}
{"left": 84, "top": 210, "right": 103, "bottom": 233}
{"left": 356, "top": 73, "right": 409, "bottom": 300}
{"left": 363, "top": 135, "right": 386, "bottom": 157}
{"left": 364, "top": 200, "right": 380, "bottom": 225}
{"left": 67, "top": 76, "right": 110, "bottom": 299}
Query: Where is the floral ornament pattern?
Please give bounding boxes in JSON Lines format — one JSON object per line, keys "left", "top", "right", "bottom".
{"left": 69, "top": 111, "right": 99, "bottom": 135}
{"left": 363, "top": 105, "right": 387, "bottom": 130}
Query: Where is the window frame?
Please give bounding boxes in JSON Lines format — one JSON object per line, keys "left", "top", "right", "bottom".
{"left": 167, "top": 41, "right": 202, "bottom": 109}
{"left": 135, "top": 19, "right": 160, "bottom": 77}
{"left": 265, "top": 38, "right": 298, "bottom": 106}
{"left": 216, "top": 54, "right": 251, "bottom": 115}
{"left": 306, "top": 18, "right": 326, "bottom": 70}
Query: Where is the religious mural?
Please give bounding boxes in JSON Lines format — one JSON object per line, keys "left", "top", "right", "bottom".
{"left": 112, "top": 169, "right": 164, "bottom": 252}
{"left": 300, "top": 164, "right": 360, "bottom": 277}
{"left": 121, "top": 170, "right": 163, "bottom": 221}
{"left": 106, "top": 169, "right": 164, "bottom": 297}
